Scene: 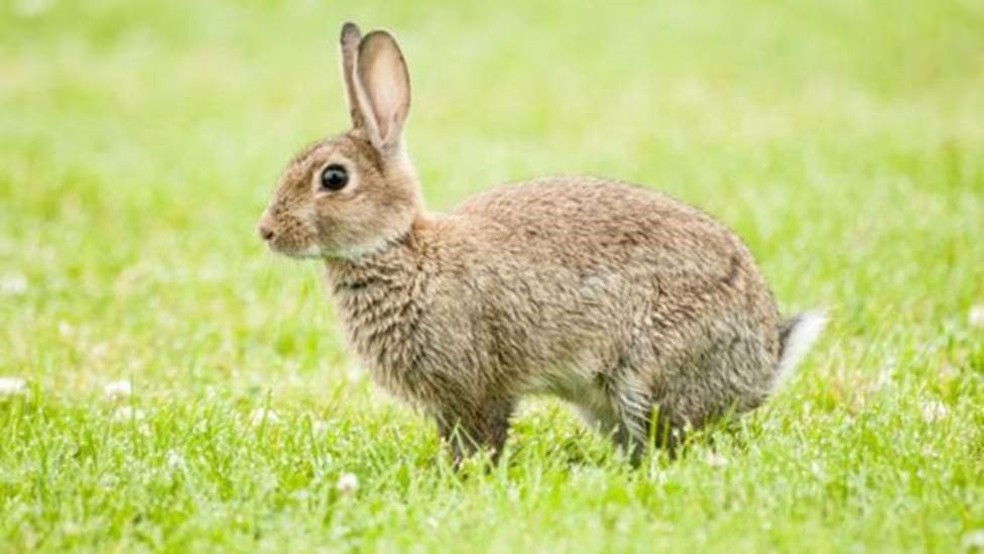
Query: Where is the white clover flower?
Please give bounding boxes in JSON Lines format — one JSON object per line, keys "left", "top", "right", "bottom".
{"left": 166, "top": 450, "right": 187, "bottom": 471}
{"left": 112, "top": 406, "right": 146, "bottom": 422}
{"left": 920, "top": 400, "right": 949, "bottom": 424}
{"left": 875, "top": 356, "right": 898, "bottom": 390}
{"left": 336, "top": 472, "right": 359, "bottom": 495}
{"left": 0, "top": 274, "right": 28, "bottom": 296}
{"left": 312, "top": 420, "right": 331, "bottom": 436}
{"left": 103, "top": 380, "right": 132, "bottom": 400}
{"left": 250, "top": 408, "right": 280, "bottom": 427}
{"left": 13, "top": 0, "right": 54, "bottom": 18}
{"left": 90, "top": 342, "right": 109, "bottom": 360}
{"left": 704, "top": 452, "right": 729, "bottom": 468}
{"left": 962, "top": 529, "right": 984, "bottom": 549}
{"left": 969, "top": 304, "right": 984, "bottom": 328}
{"left": 99, "top": 473, "right": 119, "bottom": 490}
{"left": 0, "top": 377, "right": 28, "bottom": 397}
{"left": 345, "top": 364, "right": 366, "bottom": 384}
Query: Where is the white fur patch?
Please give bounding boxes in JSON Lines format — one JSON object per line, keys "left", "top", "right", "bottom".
{"left": 333, "top": 238, "right": 393, "bottom": 261}
{"left": 295, "top": 205, "right": 319, "bottom": 229}
{"left": 300, "top": 243, "right": 326, "bottom": 258}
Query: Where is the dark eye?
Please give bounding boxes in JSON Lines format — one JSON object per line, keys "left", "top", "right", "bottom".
{"left": 320, "top": 164, "right": 349, "bottom": 191}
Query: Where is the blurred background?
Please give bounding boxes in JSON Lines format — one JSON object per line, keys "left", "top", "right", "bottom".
{"left": 1, "top": 0, "right": 981, "bottom": 394}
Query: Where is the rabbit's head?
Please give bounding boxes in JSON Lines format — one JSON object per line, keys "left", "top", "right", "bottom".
{"left": 258, "top": 23, "right": 420, "bottom": 259}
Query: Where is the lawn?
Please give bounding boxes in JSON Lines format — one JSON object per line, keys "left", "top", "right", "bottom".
{"left": 1, "top": 0, "right": 982, "bottom": 552}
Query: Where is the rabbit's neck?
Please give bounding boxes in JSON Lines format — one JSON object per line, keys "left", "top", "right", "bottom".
{"left": 323, "top": 228, "right": 426, "bottom": 394}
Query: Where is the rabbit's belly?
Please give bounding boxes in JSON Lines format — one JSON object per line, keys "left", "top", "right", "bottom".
{"left": 523, "top": 354, "right": 614, "bottom": 413}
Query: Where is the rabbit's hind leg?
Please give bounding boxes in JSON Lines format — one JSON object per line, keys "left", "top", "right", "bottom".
{"left": 573, "top": 403, "right": 634, "bottom": 453}
{"left": 610, "top": 371, "right": 690, "bottom": 462}
{"left": 576, "top": 372, "right": 660, "bottom": 463}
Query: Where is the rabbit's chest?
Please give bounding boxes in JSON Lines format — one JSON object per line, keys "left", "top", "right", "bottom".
{"left": 331, "top": 282, "right": 426, "bottom": 395}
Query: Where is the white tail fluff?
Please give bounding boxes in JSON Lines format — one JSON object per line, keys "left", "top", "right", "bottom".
{"left": 773, "top": 310, "right": 828, "bottom": 389}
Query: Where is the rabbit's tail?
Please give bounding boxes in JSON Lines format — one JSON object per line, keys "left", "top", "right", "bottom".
{"left": 772, "top": 310, "right": 828, "bottom": 390}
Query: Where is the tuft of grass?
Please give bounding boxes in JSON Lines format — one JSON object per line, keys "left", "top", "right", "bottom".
{"left": 1, "top": 0, "right": 982, "bottom": 552}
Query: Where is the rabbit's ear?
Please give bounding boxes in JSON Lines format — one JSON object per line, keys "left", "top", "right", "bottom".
{"left": 339, "top": 22, "right": 364, "bottom": 129}
{"left": 353, "top": 30, "right": 411, "bottom": 153}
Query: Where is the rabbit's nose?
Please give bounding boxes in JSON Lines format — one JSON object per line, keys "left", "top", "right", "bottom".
{"left": 258, "top": 222, "right": 275, "bottom": 241}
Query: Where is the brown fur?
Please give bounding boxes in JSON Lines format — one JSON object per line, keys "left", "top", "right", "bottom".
{"left": 258, "top": 23, "right": 812, "bottom": 464}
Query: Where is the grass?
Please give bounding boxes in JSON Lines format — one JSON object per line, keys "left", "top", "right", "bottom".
{"left": 1, "top": 0, "right": 982, "bottom": 551}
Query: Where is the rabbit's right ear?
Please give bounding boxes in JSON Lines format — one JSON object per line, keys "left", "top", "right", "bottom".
{"left": 339, "top": 22, "right": 365, "bottom": 129}
{"left": 351, "top": 30, "right": 411, "bottom": 155}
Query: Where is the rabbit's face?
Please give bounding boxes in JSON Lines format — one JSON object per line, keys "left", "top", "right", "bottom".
{"left": 257, "top": 131, "right": 419, "bottom": 259}
{"left": 259, "top": 24, "right": 417, "bottom": 259}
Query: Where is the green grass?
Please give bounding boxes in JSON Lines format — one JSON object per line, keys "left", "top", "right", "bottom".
{"left": 2, "top": 0, "right": 983, "bottom": 551}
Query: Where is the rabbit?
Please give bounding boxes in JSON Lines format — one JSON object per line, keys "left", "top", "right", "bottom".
{"left": 257, "top": 22, "right": 827, "bottom": 465}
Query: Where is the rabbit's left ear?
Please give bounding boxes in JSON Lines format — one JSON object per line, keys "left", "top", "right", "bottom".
{"left": 352, "top": 30, "right": 411, "bottom": 154}
{"left": 339, "top": 22, "right": 365, "bottom": 129}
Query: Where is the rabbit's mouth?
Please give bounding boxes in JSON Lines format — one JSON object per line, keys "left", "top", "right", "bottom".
{"left": 258, "top": 211, "right": 327, "bottom": 259}
{"left": 266, "top": 239, "right": 327, "bottom": 259}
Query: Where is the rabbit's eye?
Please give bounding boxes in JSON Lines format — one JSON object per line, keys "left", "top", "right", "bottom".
{"left": 320, "top": 164, "right": 349, "bottom": 191}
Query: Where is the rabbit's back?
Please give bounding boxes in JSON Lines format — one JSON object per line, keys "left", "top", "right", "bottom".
{"left": 438, "top": 176, "right": 783, "bottom": 423}
{"left": 452, "top": 176, "right": 765, "bottom": 299}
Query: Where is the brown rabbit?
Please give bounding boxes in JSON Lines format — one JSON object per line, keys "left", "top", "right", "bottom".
{"left": 257, "top": 22, "right": 826, "bottom": 464}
